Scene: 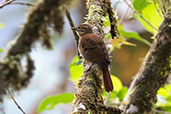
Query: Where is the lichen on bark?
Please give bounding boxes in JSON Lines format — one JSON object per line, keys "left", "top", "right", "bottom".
{"left": 71, "top": 0, "right": 122, "bottom": 113}
{"left": 0, "top": 0, "right": 74, "bottom": 102}
{"left": 125, "top": 1, "right": 171, "bottom": 113}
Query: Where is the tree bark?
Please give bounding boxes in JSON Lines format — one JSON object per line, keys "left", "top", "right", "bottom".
{"left": 71, "top": 0, "right": 122, "bottom": 113}
{"left": 0, "top": 0, "right": 72, "bottom": 101}
{"left": 124, "top": 1, "right": 171, "bottom": 113}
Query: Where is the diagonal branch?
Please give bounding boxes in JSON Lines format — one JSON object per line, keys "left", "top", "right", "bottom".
{"left": 71, "top": 0, "right": 122, "bottom": 113}
{"left": 123, "top": 0, "right": 171, "bottom": 113}
{"left": 0, "top": 0, "right": 14, "bottom": 8}
{"left": 65, "top": 9, "right": 79, "bottom": 46}
{"left": 0, "top": 0, "right": 33, "bottom": 8}
{"left": 65, "top": 9, "right": 81, "bottom": 58}
{"left": 6, "top": 89, "right": 26, "bottom": 114}
{"left": 0, "top": 0, "right": 73, "bottom": 102}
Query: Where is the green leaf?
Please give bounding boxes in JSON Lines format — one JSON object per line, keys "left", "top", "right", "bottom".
{"left": 103, "top": 85, "right": 128, "bottom": 102}
{"left": 0, "top": 23, "right": 4, "bottom": 29}
{"left": 156, "top": 84, "right": 171, "bottom": 112}
{"left": 156, "top": 96, "right": 171, "bottom": 112}
{"left": 111, "top": 75, "right": 123, "bottom": 92}
{"left": 38, "top": 93, "right": 74, "bottom": 113}
{"left": 103, "top": 91, "right": 119, "bottom": 103}
{"left": 0, "top": 49, "right": 3, "bottom": 53}
{"left": 118, "top": 25, "right": 151, "bottom": 46}
{"left": 135, "top": 3, "right": 162, "bottom": 34}
{"left": 116, "top": 86, "right": 128, "bottom": 101}
{"left": 158, "top": 84, "right": 171, "bottom": 98}
{"left": 133, "top": 0, "right": 151, "bottom": 11}
{"left": 160, "top": 107, "right": 171, "bottom": 112}
{"left": 69, "top": 56, "right": 83, "bottom": 84}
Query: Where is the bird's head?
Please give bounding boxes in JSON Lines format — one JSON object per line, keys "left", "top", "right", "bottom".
{"left": 71, "top": 24, "right": 93, "bottom": 36}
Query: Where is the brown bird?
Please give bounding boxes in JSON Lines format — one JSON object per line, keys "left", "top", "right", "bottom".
{"left": 71, "top": 24, "right": 113, "bottom": 92}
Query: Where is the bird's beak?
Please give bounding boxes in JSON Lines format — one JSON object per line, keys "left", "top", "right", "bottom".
{"left": 71, "top": 27, "right": 78, "bottom": 31}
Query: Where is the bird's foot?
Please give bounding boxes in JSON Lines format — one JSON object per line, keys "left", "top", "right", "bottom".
{"left": 104, "top": 92, "right": 110, "bottom": 104}
{"left": 84, "top": 62, "right": 94, "bottom": 72}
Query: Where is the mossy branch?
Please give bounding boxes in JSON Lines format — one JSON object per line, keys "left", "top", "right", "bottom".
{"left": 71, "top": 0, "right": 122, "bottom": 113}
{"left": 0, "top": 0, "right": 73, "bottom": 102}
{"left": 124, "top": 1, "right": 171, "bottom": 113}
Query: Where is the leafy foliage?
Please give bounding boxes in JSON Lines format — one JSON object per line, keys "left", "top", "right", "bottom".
{"left": 131, "top": 1, "right": 171, "bottom": 112}
{"left": 38, "top": 93, "right": 74, "bottom": 113}
{"left": 69, "top": 56, "right": 83, "bottom": 84}
{"left": 37, "top": 0, "right": 170, "bottom": 113}
{"left": 118, "top": 25, "right": 151, "bottom": 46}
{"left": 103, "top": 15, "right": 151, "bottom": 50}
{"left": 133, "top": 0, "right": 151, "bottom": 11}
{"left": 111, "top": 36, "right": 136, "bottom": 49}
{"left": 116, "top": 86, "right": 128, "bottom": 101}
{"left": 133, "top": 0, "right": 162, "bottom": 34}
{"left": 155, "top": 84, "right": 171, "bottom": 112}
{"left": 110, "top": 75, "right": 128, "bottom": 102}
{"left": 111, "top": 75, "right": 123, "bottom": 92}
{"left": 69, "top": 56, "right": 128, "bottom": 103}
{"left": 103, "top": 75, "right": 128, "bottom": 103}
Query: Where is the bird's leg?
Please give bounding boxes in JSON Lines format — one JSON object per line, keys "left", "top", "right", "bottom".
{"left": 104, "top": 92, "right": 110, "bottom": 104}
{"left": 84, "top": 61, "right": 94, "bottom": 72}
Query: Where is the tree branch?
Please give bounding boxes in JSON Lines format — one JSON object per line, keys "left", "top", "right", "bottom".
{"left": 65, "top": 9, "right": 81, "bottom": 58}
{"left": 0, "top": 0, "right": 33, "bottom": 8}
{"left": 71, "top": 0, "right": 122, "bottom": 113}
{"left": 123, "top": 0, "right": 171, "bottom": 113}
{"left": 6, "top": 89, "right": 26, "bottom": 114}
{"left": 0, "top": 0, "right": 73, "bottom": 101}
{"left": 10, "top": 1, "right": 33, "bottom": 7}
{"left": 0, "top": 0, "right": 14, "bottom": 8}
{"left": 65, "top": 9, "right": 79, "bottom": 46}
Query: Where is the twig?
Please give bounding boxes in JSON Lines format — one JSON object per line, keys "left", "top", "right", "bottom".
{"left": 65, "top": 8, "right": 79, "bottom": 45}
{"left": 152, "top": 0, "right": 163, "bottom": 19}
{"left": 0, "top": 0, "right": 33, "bottom": 8}
{"left": 6, "top": 89, "right": 26, "bottom": 114}
{"left": 65, "top": 8, "right": 81, "bottom": 57}
{"left": 11, "top": 1, "right": 34, "bottom": 7}
{"left": 0, "top": 0, "right": 14, "bottom": 8}
{"left": 104, "top": 93, "right": 110, "bottom": 104}
{"left": 118, "top": 6, "right": 130, "bottom": 24}
{"left": 123, "top": 0, "right": 158, "bottom": 31}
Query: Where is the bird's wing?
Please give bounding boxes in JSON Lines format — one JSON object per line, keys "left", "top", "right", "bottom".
{"left": 81, "top": 34, "right": 110, "bottom": 68}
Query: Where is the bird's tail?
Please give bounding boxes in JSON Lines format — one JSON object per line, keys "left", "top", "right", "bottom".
{"left": 102, "top": 68, "right": 113, "bottom": 92}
